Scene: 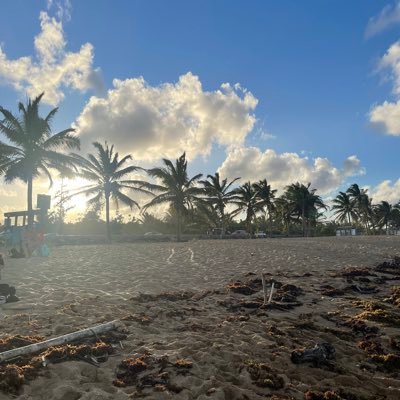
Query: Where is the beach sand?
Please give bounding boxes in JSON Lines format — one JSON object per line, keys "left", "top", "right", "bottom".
{"left": 1, "top": 236, "right": 400, "bottom": 399}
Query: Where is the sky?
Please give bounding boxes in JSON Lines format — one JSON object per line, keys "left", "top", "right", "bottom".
{"left": 1, "top": 0, "right": 400, "bottom": 219}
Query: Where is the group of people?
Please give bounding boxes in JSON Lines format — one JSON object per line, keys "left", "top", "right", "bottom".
{"left": 7, "top": 225, "right": 49, "bottom": 258}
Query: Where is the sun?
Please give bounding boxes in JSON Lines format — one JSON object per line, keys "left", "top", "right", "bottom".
{"left": 49, "top": 176, "right": 93, "bottom": 216}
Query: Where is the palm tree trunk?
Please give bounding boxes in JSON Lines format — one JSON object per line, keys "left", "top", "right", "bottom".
{"left": 105, "top": 192, "right": 111, "bottom": 242}
{"left": 27, "top": 175, "right": 33, "bottom": 226}
{"left": 267, "top": 208, "right": 273, "bottom": 238}
{"left": 302, "top": 206, "right": 306, "bottom": 237}
{"left": 348, "top": 213, "right": 351, "bottom": 226}
{"left": 177, "top": 211, "right": 182, "bottom": 242}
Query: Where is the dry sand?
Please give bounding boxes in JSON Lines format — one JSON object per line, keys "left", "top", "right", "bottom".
{"left": 0, "top": 236, "right": 400, "bottom": 399}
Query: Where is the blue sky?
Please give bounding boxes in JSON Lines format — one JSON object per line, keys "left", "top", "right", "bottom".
{"left": 1, "top": 0, "right": 400, "bottom": 214}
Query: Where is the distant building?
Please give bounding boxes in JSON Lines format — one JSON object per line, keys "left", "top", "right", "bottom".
{"left": 386, "top": 228, "right": 400, "bottom": 236}
{"left": 336, "top": 226, "right": 357, "bottom": 236}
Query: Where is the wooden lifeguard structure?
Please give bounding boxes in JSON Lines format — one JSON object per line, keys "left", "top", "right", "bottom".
{"left": 3, "top": 194, "right": 51, "bottom": 231}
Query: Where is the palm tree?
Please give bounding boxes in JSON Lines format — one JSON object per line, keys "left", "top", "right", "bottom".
{"left": 376, "top": 201, "right": 396, "bottom": 232}
{"left": 284, "top": 182, "right": 326, "bottom": 236}
{"left": 253, "top": 179, "right": 277, "bottom": 237}
{"left": 232, "top": 182, "right": 260, "bottom": 234}
{"left": 71, "top": 142, "right": 148, "bottom": 241}
{"left": 332, "top": 191, "right": 357, "bottom": 225}
{"left": 200, "top": 172, "right": 240, "bottom": 236}
{"left": 143, "top": 153, "right": 204, "bottom": 241}
{"left": 346, "top": 183, "right": 370, "bottom": 231}
{"left": 275, "top": 196, "right": 295, "bottom": 235}
{"left": 0, "top": 93, "right": 79, "bottom": 225}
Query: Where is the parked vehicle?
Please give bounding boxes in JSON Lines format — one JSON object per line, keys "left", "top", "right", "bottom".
{"left": 231, "top": 230, "right": 250, "bottom": 239}
{"left": 144, "top": 232, "right": 163, "bottom": 237}
{"left": 254, "top": 231, "right": 267, "bottom": 238}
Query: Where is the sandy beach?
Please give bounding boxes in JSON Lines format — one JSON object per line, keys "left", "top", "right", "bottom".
{"left": 1, "top": 236, "right": 400, "bottom": 399}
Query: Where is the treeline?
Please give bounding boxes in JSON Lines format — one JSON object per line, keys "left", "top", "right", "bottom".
{"left": 1, "top": 94, "right": 399, "bottom": 241}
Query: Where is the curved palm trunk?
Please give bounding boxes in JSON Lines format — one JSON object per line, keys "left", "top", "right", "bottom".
{"left": 246, "top": 209, "right": 252, "bottom": 235}
{"left": 266, "top": 208, "right": 273, "bottom": 238}
{"left": 105, "top": 192, "right": 111, "bottom": 242}
{"left": 220, "top": 206, "right": 225, "bottom": 239}
{"left": 347, "top": 213, "right": 351, "bottom": 226}
{"left": 177, "top": 211, "right": 182, "bottom": 242}
{"left": 27, "top": 175, "right": 33, "bottom": 226}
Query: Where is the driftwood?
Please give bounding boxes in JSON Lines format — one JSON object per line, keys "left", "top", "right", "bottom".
{"left": 261, "top": 274, "right": 275, "bottom": 306}
{"left": 268, "top": 282, "right": 275, "bottom": 303}
{"left": 0, "top": 320, "right": 119, "bottom": 363}
{"left": 261, "top": 273, "right": 268, "bottom": 305}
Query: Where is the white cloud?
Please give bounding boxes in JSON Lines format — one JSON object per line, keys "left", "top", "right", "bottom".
{"left": 258, "top": 130, "right": 276, "bottom": 141}
{"left": 217, "top": 146, "right": 364, "bottom": 195}
{"left": 74, "top": 73, "right": 258, "bottom": 160}
{"left": 366, "top": 2, "right": 400, "bottom": 38}
{"left": 369, "top": 40, "right": 400, "bottom": 135}
{"left": 370, "top": 100, "right": 400, "bottom": 135}
{"left": 0, "top": 11, "right": 101, "bottom": 105}
{"left": 47, "top": 0, "right": 72, "bottom": 22}
{"left": 369, "top": 179, "right": 400, "bottom": 204}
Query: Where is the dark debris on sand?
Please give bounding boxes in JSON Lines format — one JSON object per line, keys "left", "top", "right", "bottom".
{"left": 304, "top": 389, "right": 366, "bottom": 400}
{"left": 0, "top": 333, "right": 122, "bottom": 395}
{"left": 113, "top": 352, "right": 192, "bottom": 395}
{"left": 243, "top": 360, "right": 285, "bottom": 389}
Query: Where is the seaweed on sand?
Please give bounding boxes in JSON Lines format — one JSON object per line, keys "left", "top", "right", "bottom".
{"left": 341, "top": 319, "right": 379, "bottom": 336}
{"left": 0, "top": 335, "right": 44, "bottom": 352}
{"left": 352, "top": 301, "right": 400, "bottom": 326}
{"left": 375, "top": 257, "right": 400, "bottom": 275}
{"left": 339, "top": 267, "right": 373, "bottom": 278}
{"left": 243, "top": 360, "right": 284, "bottom": 389}
{"left": 0, "top": 364, "right": 35, "bottom": 395}
{"left": 357, "top": 339, "right": 385, "bottom": 355}
{"left": 370, "top": 353, "right": 400, "bottom": 372}
{"left": 389, "top": 337, "right": 400, "bottom": 351}
{"left": 35, "top": 341, "right": 113, "bottom": 364}
{"left": 226, "top": 281, "right": 256, "bottom": 295}
{"left": 0, "top": 340, "right": 115, "bottom": 394}
{"left": 320, "top": 286, "right": 345, "bottom": 297}
{"left": 122, "top": 313, "right": 153, "bottom": 325}
{"left": 304, "top": 389, "right": 363, "bottom": 400}
{"left": 384, "top": 287, "right": 400, "bottom": 308}
{"left": 222, "top": 280, "right": 303, "bottom": 312}
{"left": 132, "top": 291, "right": 194, "bottom": 302}
{"left": 113, "top": 353, "right": 191, "bottom": 393}
{"left": 274, "top": 284, "right": 303, "bottom": 302}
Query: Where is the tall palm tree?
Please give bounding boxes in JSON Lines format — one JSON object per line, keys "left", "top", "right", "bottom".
{"left": 331, "top": 191, "right": 357, "bottom": 225}
{"left": 232, "top": 182, "right": 260, "bottom": 234}
{"left": 376, "top": 201, "right": 395, "bottom": 232}
{"left": 392, "top": 202, "right": 400, "bottom": 231}
{"left": 200, "top": 172, "right": 240, "bottom": 236}
{"left": 253, "top": 179, "right": 277, "bottom": 237}
{"left": 0, "top": 93, "right": 79, "bottom": 225}
{"left": 284, "top": 182, "right": 326, "bottom": 236}
{"left": 71, "top": 142, "right": 148, "bottom": 241}
{"left": 143, "top": 153, "right": 203, "bottom": 241}
{"left": 274, "top": 196, "right": 294, "bottom": 235}
{"left": 346, "top": 183, "right": 370, "bottom": 230}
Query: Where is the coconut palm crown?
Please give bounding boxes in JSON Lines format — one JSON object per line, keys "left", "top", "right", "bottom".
{"left": 71, "top": 141, "right": 149, "bottom": 241}
{"left": 332, "top": 191, "right": 357, "bottom": 225}
{"left": 200, "top": 172, "right": 240, "bottom": 234}
{"left": 283, "top": 182, "right": 326, "bottom": 236}
{"left": 253, "top": 179, "right": 277, "bottom": 236}
{"left": 143, "top": 153, "right": 204, "bottom": 241}
{"left": 0, "top": 93, "right": 80, "bottom": 224}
